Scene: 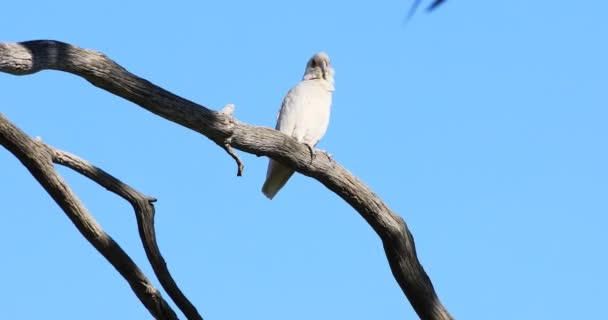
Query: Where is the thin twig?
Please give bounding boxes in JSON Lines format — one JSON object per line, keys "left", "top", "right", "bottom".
{"left": 222, "top": 142, "right": 244, "bottom": 176}
{"left": 218, "top": 103, "right": 244, "bottom": 176}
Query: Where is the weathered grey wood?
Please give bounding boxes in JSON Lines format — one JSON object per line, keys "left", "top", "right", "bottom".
{"left": 0, "top": 40, "right": 453, "bottom": 320}
{"left": 44, "top": 141, "right": 202, "bottom": 320}
{"left": 0, "top": 114, "right": 179, "bottom": 320}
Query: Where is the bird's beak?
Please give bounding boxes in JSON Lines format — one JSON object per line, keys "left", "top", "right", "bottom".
{"left": 321, "top": 61, "right": 328, "bottom": 80}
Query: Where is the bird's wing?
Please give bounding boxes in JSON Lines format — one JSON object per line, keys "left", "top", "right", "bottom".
{"left": 275, "top": 85, "right": 300, "bottom": 135}
{"left": 262, "top": 84, "right": 302, "bottom": 199}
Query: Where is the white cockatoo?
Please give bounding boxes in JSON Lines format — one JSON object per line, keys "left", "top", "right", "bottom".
{"left": 261, "top": 52, "right": 335, "bottom": 199}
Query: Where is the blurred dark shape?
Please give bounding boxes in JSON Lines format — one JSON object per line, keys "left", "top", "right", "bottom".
{"left": 427, "top": 0, "right": 446, "bottom": 11}
{"left": 405, "top": 0, "right": 447, "bottom": 22}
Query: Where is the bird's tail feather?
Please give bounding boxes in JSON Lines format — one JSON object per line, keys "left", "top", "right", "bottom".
{"left": 262, "top": 160, "right": 295, "bottom": 199}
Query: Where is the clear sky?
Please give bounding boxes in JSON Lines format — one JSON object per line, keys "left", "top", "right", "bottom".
{"left": 1, "top": 1, "right": 606, "bottom": 319}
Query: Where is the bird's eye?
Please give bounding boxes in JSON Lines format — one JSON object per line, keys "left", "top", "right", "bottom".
{"left": 310, "top": 60, "right": 317, "bottom": 68}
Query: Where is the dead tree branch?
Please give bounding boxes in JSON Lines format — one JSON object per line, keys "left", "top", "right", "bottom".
{"left": 0, "top": 113, "right": 178, "bottom": 320}
{"left": 37, "top": 139, "right": 203, "bottom": 320}
{"left": 0, "top": 40, "right": 453, "bottom": 320}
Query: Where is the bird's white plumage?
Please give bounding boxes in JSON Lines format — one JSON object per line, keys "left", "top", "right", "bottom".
{"left": 262, "top": 52, "right": 335, "bottom": 199}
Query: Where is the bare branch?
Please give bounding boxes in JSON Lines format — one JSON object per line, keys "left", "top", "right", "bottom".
{"left": 0, "top": 114, "right": 178, "bottom": 320}
{"left": 35, "top": 139, "right": 203, "bottom": 320}
{"left": 0, "top": 40, "right": 453, "bottom": 320}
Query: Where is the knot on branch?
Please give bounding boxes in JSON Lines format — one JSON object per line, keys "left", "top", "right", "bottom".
{"left": 218, "top": 103, "right": 237, "bottom": 129}
{"left": 219, "top": 103, "right": 235, "bottom": 117}
{"left": 33, "top": 136, "right": 54, "bottom": 162}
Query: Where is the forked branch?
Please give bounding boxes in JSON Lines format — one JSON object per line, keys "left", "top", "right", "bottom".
{"left": 38, "top": 139, "right": 202, "bottom": 320}
{"left": 0, "top": 114, "right": 179, "bottom": 320}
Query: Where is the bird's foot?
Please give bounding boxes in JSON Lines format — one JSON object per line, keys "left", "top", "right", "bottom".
{"left": 313, "top": 149, "right": 334, "bottom": 162}
{"left": 316, "top": 149, "right": 333, "bottom": 162}
{"left": 304, "top": 143, "right": 315, "bottom": 164}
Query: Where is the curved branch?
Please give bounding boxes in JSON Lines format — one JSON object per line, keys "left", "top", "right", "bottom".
{"left": 0, "top": 40, "right": 453, "bottom": 320}
{"left": 39, "top": 140, "right": 203, "bottom": 320}
{"left": 0, "top": 114, "right": 178, "bottom": 320}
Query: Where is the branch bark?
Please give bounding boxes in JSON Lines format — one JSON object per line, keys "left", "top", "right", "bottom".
{"left": 0, "top": 40, "right": 453, "bottom": 320}
{"left": 0, "top": 114, "right": 178, "bottom": 320}
{"left": 41, "top": 140, "right": 202, "bottom": 320}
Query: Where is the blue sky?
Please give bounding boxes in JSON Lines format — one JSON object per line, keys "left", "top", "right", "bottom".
{"left": 1, "top": 1, "right": 607, "bottom": 319}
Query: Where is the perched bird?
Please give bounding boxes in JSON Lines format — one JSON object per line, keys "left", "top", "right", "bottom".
{"left": 261, "top": 52, "right": 335, "bottom": 199}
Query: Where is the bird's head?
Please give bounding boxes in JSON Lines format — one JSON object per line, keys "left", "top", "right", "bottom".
{"left": 303, "top": 52, "right": 334, "bottom": 84}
